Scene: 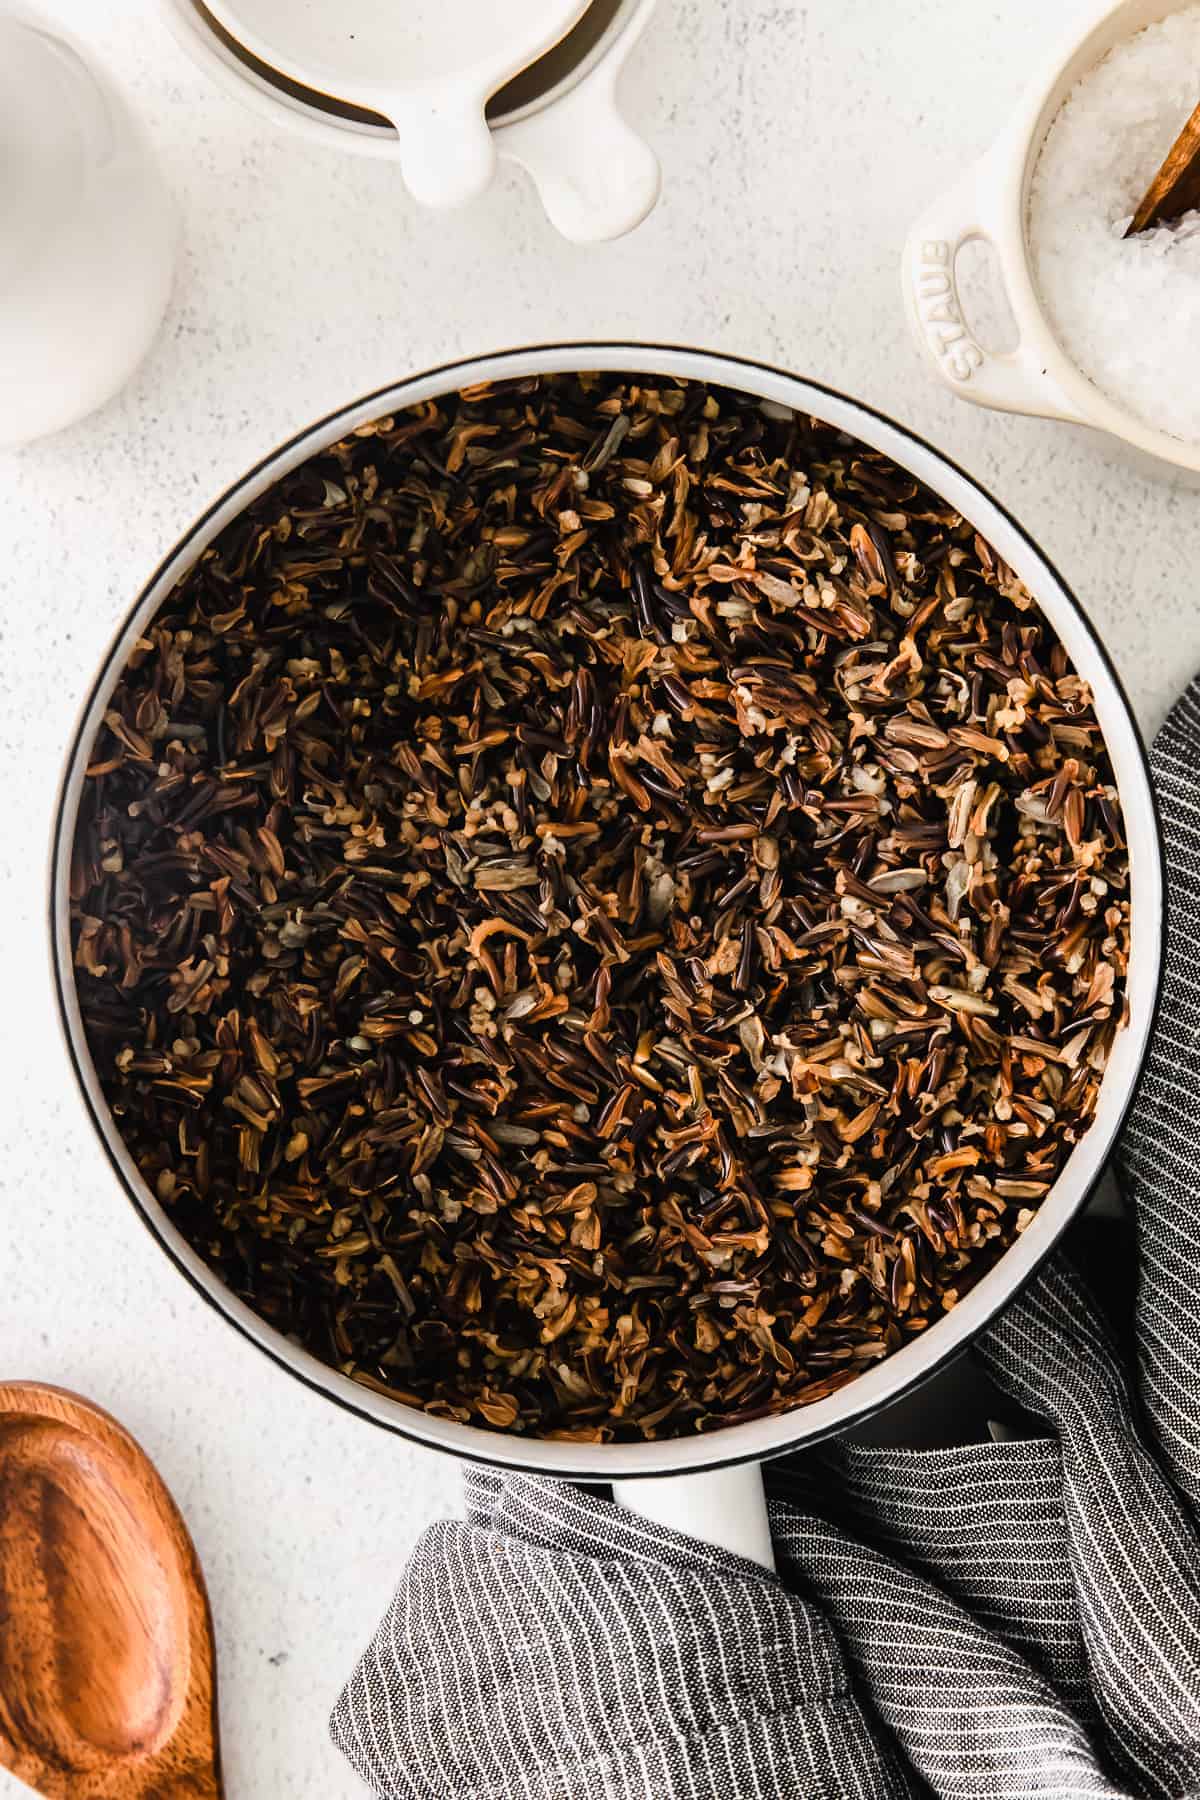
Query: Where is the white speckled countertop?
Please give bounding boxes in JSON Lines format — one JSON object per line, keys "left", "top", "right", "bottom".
{"left": 1, "top": 1, "right": 1195, "bottom": 1793}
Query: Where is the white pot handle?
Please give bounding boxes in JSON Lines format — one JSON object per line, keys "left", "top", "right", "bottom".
{"left": 500, "top": 63, "right": 660, "bottom": 242}
{"left": 902, "top": 150, "right": 1084, "bottom": 425}
{"left": 612, "top": 1464, "right": 776, "bottom": 1571}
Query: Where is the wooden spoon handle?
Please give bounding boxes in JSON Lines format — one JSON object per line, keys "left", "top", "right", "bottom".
{"left": 1127, "top": 98, "right": 1200, "bottom": 234}
{"left": 144, "top": 1761, "right": 224, "bottom": 1798}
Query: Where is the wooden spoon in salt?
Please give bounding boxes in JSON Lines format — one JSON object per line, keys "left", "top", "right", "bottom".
{"left": 1126, "top": 97, "right": 1200, "bottom": 234}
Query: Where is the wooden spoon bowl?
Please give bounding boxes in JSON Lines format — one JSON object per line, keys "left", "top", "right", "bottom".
{"left": 0, "top": 1384, "right": 221, "bottom": 1799}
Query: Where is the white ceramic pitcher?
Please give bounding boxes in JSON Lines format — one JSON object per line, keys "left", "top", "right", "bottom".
{"left": 0, "top": 9, "right": 176, "bottom": 449}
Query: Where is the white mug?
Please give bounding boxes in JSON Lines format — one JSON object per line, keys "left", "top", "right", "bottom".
{"left": 0, "top": 8, "right": 176, "bottom": 449}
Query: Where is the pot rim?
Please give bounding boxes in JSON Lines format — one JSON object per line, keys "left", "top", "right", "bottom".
{"left": 158, "top": 0, "right": 649, "bottom": 153}
{"left": 993, "top": 0, "right": 1200, "bottom": 473}
{"left": 49, "top": 341, "right": 1167, "bottom": 1481}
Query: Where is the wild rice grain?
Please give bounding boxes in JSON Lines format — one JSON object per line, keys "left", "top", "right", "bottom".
{"left": 71, "top": 371, "right": 1130, "bottom": 1441}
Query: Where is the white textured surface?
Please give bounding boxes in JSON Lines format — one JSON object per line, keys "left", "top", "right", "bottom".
{"left": 1, "top": 0, "right": 1197, "bottom": 1795}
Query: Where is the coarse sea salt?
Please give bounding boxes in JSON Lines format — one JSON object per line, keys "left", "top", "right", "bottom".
{"left": 1029, "top": 7, "right": 1200, "bottom": 443}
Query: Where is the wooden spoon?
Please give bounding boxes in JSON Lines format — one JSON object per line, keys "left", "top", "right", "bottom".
{"left": 1126, "top": 98, "right": 1200, "bottom": 234}
{"left": 0, "top": 1383, "right": 221, "bottom": 1799}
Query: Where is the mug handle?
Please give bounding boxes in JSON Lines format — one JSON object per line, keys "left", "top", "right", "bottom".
{"left": 901, "top": 151, "right": 1085, "bottom": 425}
{"left": 612, "top": 1464, "right": 776, "bottom": 1571}
{"left": 499, "top": 58, "right": 660, "bottom": 242}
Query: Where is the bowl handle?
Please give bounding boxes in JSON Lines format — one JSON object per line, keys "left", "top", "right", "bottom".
{"left": 611, "top": 1464, "right": 776, "bottom": 1571}
{"left": 499, "top": 65, "right": 660, "bottom": 242}
{"left": 386, "top": 91, "right": 498, "bottom": 210}
{"left": 902, "top": 155, "right": 1085, "bottom": 425}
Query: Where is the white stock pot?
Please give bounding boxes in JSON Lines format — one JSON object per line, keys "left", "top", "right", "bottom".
{"left": 50, "top": 344, "right": 1165, "bottom": 1568}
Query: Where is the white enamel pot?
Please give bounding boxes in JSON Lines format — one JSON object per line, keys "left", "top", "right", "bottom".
{"left": 50, "top": 344, "right": 1164, "bottom": 1570}
{"left": 902, "top": 0, "right": 1200, "bottom": 481}
{"left": 158, "top": 0, "right": 661, "bottom": 243}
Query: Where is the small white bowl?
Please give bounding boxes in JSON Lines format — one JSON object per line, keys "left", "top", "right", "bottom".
{"left": 902, "top": 0, "right": 1200, "bottom": 481}
{"left": 159, "top": 0, "right": 661, "bottom": 242}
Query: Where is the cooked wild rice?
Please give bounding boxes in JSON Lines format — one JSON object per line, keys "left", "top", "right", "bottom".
{"left": 71, "top": 372, "right": 1130, "bottom": 1439}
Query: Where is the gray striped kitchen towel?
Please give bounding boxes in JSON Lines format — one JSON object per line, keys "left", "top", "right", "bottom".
{"left": 331, "top": 685, "right": 1200, "bottom": 1799}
